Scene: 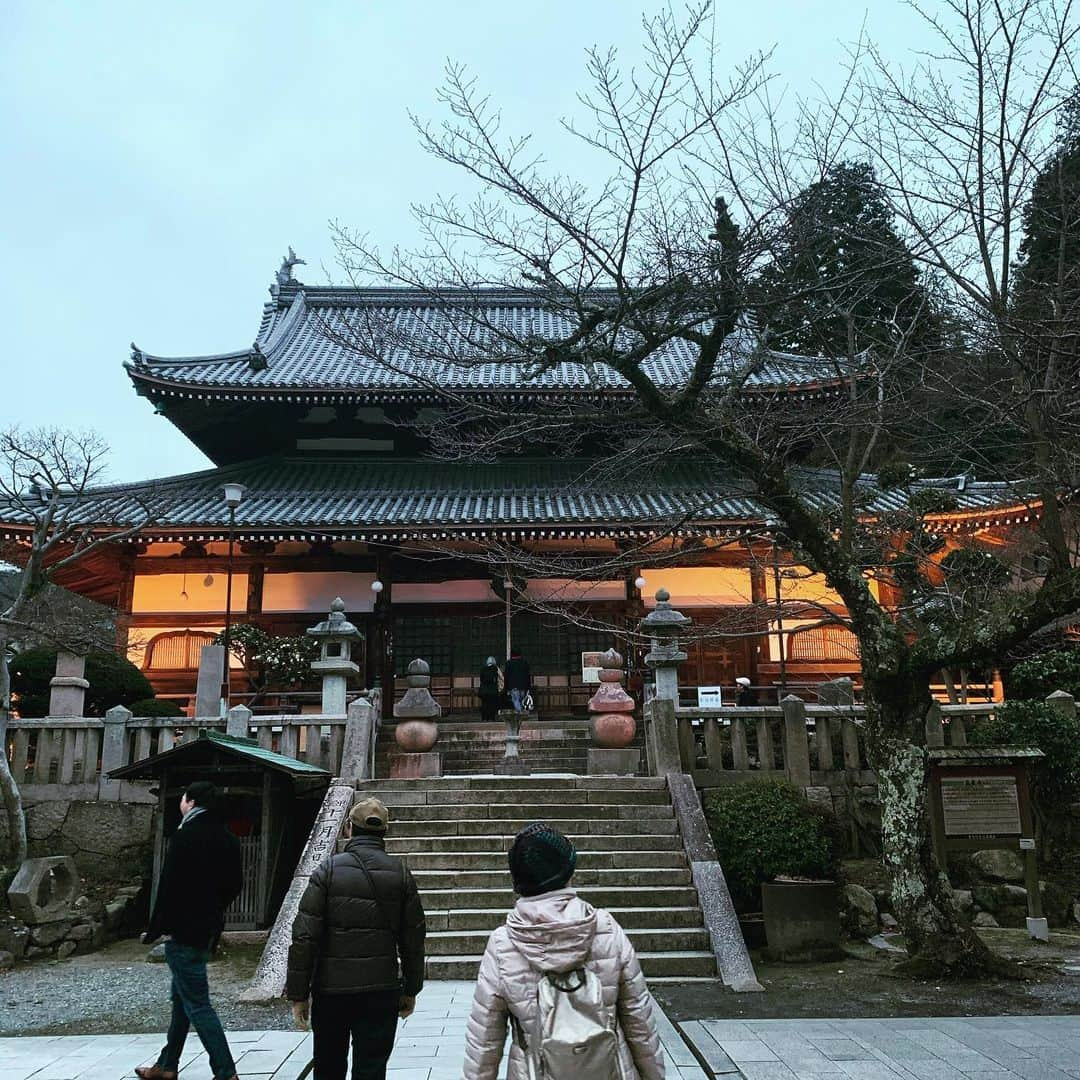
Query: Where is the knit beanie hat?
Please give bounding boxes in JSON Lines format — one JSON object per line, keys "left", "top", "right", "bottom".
{"left": 508, "top": 823, "right": 577, "bottom": 897}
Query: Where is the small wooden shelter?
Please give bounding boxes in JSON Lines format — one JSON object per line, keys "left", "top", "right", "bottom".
{"left": 110, "top": 730, "right": 331, "bottom": 929}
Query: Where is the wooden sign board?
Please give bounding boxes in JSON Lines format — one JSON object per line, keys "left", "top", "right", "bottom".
{"left": 940, "top": 775, "right": 1022, "bottom": 838}
{"left": 581, "top": 651, "right": 604, "bottom": 685}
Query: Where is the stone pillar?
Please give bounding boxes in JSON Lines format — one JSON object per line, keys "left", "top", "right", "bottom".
{"left": 48, "top": 652, "right": 89, "bottom": 717}
{"left": 640, "top": 588, "right": 692, "bottom": 705}
{"left": 587, "top": 649, "right": 639, "bottom": 776}
{"left": 101, "top": 705, "right": 132, "bottom": 778}
{"left": 781, "top": 694, "right": 812, "bottom": 789}
{"left": 194, "top": 645, "right": 226, "bottom": 718}
{"left": 924, "top": 701, "right": 946, "bottom": 749}
{"left": 307, "top": 599, "right": 363, "bottom": 717}
{"left": 647, "top": 698, "right": 682, "bottom": 775}
{"left": 340, "top": 695, "right": 378, "bottom": 781}
{"left": 226, "top": 704, "right": 252, "bottom": 739}
{"left": 391, "top": 659, "right": 442, "bottom": 778}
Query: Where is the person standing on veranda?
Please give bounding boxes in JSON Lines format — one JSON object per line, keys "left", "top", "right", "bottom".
{"left": 287, "top": 797, "right": 427, "bottom": 1080}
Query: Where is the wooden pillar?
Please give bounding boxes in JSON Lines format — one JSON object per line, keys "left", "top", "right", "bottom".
{"left": 246, "top": 562, "right": 264, "bottom": 617}
{"left": 115, "top": 547, "right": 138, "bottom": 653}
{"left": 376, "top": 549, "right": 394, "bottom": 720}
{"left": 749, "top": 561, "right": 768, "bottom": 687}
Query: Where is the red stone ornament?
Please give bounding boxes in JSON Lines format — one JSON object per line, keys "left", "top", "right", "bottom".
{"left": 587, "top": 648, "right": 636, "bottom": 748}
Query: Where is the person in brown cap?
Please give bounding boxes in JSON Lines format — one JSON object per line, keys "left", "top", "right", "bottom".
{"left": 287, "top": 796, "right": 426, "bottom": 1080}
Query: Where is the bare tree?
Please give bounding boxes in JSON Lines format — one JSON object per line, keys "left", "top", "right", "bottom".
{"left": 0, "top": 428, "right": 152, "bottom": 867}
{"left": 325, "top": 3, "right": 1079, "bottom": 972}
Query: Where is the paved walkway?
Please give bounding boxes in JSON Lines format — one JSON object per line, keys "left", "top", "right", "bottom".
{"left": 0, "top": 982, "right": 699, "bottom": 1080}
{"left": 678, "top": 1016, "right": 1080, "bottom": 1079}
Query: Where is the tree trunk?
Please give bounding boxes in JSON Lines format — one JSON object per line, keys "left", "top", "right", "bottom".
{"left": 0, "top": 644, "right": 28, "bottom": 866}
{"left": 872, "top": 732, "right": 997, "bottom": 974}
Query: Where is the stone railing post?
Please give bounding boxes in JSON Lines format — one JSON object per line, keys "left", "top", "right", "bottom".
{"left": 226, "top": 704, "right": 252, "bottom": 739}
{"left": 781, "top": 695, "right": 812, "bottom": 788}
{"left": 101, "top": 705, "right": 132, "bottom": 776}
{"left": 1046, "top": 689, "right": 1076, "bottom": 720}
{"left": 194, "top": 645, "right": 226, "bottom": 718}
{"left": 340, "top": 696, "right": 377, "bottom": 781}
{"left": 48, "top": 651, "right": 89, "bottom": 717}
{"left": 647, "top": 697, "right": 682, "bottom": 775}
{"left": 925, "top": 701, "right": 946, "bottom": 748}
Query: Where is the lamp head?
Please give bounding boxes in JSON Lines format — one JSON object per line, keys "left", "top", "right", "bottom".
{"left": 634, "top": 575, "right": 647, "bottom": 590}
{"left": 371, "top": 579, "right": 384, "bottom": 594}
{"left": 223, "top": 482, "right": 246, "bottom": 509}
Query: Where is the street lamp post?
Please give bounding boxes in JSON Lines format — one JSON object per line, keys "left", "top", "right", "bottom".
{"left": 221, "top": 482, "right": 246, "bottom": 709}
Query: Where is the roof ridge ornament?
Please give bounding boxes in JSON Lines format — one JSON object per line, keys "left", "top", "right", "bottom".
{"left": 275, "top": 247, "right": 306, "bottom": 288}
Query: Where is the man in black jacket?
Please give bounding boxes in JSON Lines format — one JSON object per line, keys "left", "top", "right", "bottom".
{"left": 287, "top": 796, "right": 426, "bottom": 1080}
{"left": 137, "top": 780, "right": 243, "bottom": 1080}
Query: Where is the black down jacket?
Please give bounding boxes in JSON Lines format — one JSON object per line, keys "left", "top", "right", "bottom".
{"left": 286, "top": 833, "right": 426, "bottom": 1000}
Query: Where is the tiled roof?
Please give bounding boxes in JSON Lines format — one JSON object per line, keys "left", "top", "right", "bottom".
{"left": 0, "top": 457, "right": 1036, "bottom": 541}
{"left": 127, "top": 285, "right": 850, "bottom": 399}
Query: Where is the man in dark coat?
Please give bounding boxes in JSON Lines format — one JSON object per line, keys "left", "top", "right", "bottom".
{"left": 287, "top": 796, "right": 426, "bottom": 1080}
{"left": 137, "top": 780, "right": 243, "bottom": 1080}
{"left": 503, "top": 649, "right": 531, "bottom": 712}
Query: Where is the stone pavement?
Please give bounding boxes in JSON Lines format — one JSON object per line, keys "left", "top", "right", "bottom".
{"left": 0, "top": 981, "right": 699, "bottom": 1080}
{"left": 677, "top": 1016, "right": 1080, "bottom": 1079}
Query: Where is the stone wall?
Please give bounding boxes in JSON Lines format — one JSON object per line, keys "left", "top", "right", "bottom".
{"left": 1, "top": 799, "right": 155, "bottom": 880}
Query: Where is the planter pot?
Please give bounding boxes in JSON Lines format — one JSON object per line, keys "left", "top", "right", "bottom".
{"left": 395, "top": 719, "right": 439, "bottom": 752}
{"left": 590, "top": 712, "right": 637, "bottom": 749}
{"left": 738, "top": 913, "right": 766, "bottom": 950}
{"left": 761, "top": 879, "right": 842, "bottom": 962}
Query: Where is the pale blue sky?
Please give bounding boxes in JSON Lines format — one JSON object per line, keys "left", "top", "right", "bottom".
{"left": 2, "top": 1, "right": 928, "bottom": 482}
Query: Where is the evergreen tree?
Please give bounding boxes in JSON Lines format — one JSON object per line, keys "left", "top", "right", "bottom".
{"left": 756, "top": 163, "right": 942, "bottom": 360}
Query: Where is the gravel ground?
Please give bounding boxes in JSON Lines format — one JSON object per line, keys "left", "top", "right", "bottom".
{"left": 0, "top": 939, "right": 293, "bottom": 1037}
{"left": 3, "top": 928, "right": 1079, "bottom": 1037}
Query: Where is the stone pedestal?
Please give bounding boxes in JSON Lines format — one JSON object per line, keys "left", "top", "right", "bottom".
{"left": 495, "top": 709, "right": 532, "bottom": 775}
{"left": 48, "top": 652, "right": 89, "bottom": 717}
{"left": 587, "top": 748, "right": 640, "bottom": 775}
{"left": 391, "top": 751, "right": 444, "bottom": 779}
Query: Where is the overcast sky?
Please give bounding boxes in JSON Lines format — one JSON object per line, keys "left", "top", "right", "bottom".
{"left": 2, "top": 1, "right": 930, "bottom": 483}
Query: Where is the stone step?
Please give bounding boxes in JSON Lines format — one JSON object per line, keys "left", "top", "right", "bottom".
{"left": 370, "top": 787, "right": 670, "bottom": 807}
{"left": 425, "top": 905, "right": 705, "bottom": 932}
{"left": 385, "top": 833, "right": 683, "bottom": 854}
{"left": 386, "top": 801, "right": 673, "bottom": 821}
{"left": 425, "top": 950, "right": 716, "bottom": 980}
{"left": 425, "top": 926, "right": 711, "bottom": 956}
{"left": 402, "top": 849, "right": 688, "bottom": 870}
{"left": 412, "top": 866, "right": 692, "bottom": 889}
{"left": 392, "top": 817, "right": 678, "bottom": 837}
{"left": 418, "top": 885, "right": 699, "bottom": 909}
{"left": 358, "top": 777, "right": 668, "bottom": 791}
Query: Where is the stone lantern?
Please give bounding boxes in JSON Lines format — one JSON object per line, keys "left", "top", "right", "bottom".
{"left": 307, "top": 598, "right": 363, "bottom": 715}
{"left": 587, "top": 648, "right": 639, "bottom": 776}
{"left": 639, "top": 587, "right": 692, "bottom": 705}
{"left": 391, "top": 658, "right": 442, "bottom": 778}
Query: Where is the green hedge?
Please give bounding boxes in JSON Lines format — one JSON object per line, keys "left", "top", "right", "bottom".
{"left": 10, "top": 648, "right": 155, "bottom": 718}
{"left": 703, "top": 780, "right": 842, "bottom": 909}
{"left": 128, "top": 697, "right": 184, "bottom": 718}
{"left": 1008, "top": 648, "right": 1080, "bottom": 701}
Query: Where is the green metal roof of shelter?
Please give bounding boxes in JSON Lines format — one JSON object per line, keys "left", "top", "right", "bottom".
{"left": 108, "top": 728, "right": 332, "bottom": 782}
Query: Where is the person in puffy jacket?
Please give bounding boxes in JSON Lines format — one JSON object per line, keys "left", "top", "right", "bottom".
{"left": 287, "top": 796, "right": 427, "bottom": 1080}
{"left": 463, "top": 822, "right": 665, "bottom": 1080}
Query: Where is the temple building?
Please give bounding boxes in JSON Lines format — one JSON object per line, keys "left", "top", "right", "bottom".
{"left": 2, "top": 256, "right": 1034, "bottom": 714}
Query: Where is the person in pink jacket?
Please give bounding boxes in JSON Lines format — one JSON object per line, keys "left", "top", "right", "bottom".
{"left": 462, "top": 823, "right": 666, "bottom": 1080}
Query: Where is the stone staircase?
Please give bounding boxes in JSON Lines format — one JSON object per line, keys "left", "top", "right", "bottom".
{"left": 354, "top": 776, "right": 717, "bottom": 981}
{"left": 375, "top": 719, "right": 646, "bottom": 776}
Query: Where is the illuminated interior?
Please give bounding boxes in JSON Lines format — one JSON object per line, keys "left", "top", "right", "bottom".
{"left": 262, "top": 571, "right": 376, "bottom": 612}
{"left": 641, "top": 566, "right": 754, "bottom": 607}
{"left": 132, "top": 573, "right": 250, "bottom": 613}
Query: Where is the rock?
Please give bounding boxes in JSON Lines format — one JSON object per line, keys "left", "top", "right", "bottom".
{"left": 0, "top": 924, "right": 29, "bottom": 958}
{"left": 25, "top": 945, "right": 50, "bottom": 959}
{"left": 74, "top": 895, "right": 91, "bottom": 909}
{"left": 1039, "top": 881, "right": 1072, "bottom": 926}
{"left": 56, "top": 941, "right": 77, "bottom": 960}
{"left": 90, "top": 921, "right": 107, "bottom": 949}
{"left": 867, "top": 933, "right": 906, "bottom": 954}
{"left": 6, "top": 856, "right": 80, "bottom": 923}
{"left": 24, "top": 801, "right": 69, "bottom": 842}
{"left": 880, "top": 911, "right": 899, "bottom": 931}
{"left": 972, "top": 884, "right": 1029, "bottom": 927}
{"left": 104, "top": 900, "right": 126, "bottom": 931}
{"left": 146, "top": 942, "right": 167, "bottom": 963}
{"left": 114, "top": 886, "right": 142, "bottom": 900}
{"left": 974, "top": 911, "right": 1000, "bottom": 927}
{"left": 953, "top": 889, "right": 975, "bottom": 916}
{"left": 841, "top": 883, "right": 879, "bottom": 938}
{"left": 970, "top": 849, "right": 1025, "bottom": 883}
{"left": 67, "top": 924, "right": 93, "bottom": 942}
{"left": 30, "top": 920, "right": 73, "bottom": 947}
{"left": 1073, "top": 900, "right": 1080, "bottom": 925}
{"left": 0, "top": 950, "right": 14, "bottom": 969}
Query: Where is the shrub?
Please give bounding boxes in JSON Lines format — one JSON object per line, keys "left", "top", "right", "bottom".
{"left": 703, "top": 780, "right": 842, "bottom": 910}
{"left": 10, "top": 647, "right": 155, "bottom": 717}
{"left": 128, "top": 697, "right": 184, "bottom": 717}
{"left": 970, "top": 699, "right": 1080, "bottom": 814}
{"left": 1007, "top": 648, "right": 1080, "bottom": 701}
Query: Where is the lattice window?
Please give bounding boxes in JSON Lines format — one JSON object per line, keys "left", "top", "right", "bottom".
{"left": 143, "top": 630, "right": 218, "bottom": 670}
{"left": 787, "top": 625, "right": 860, "bottom": 661}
